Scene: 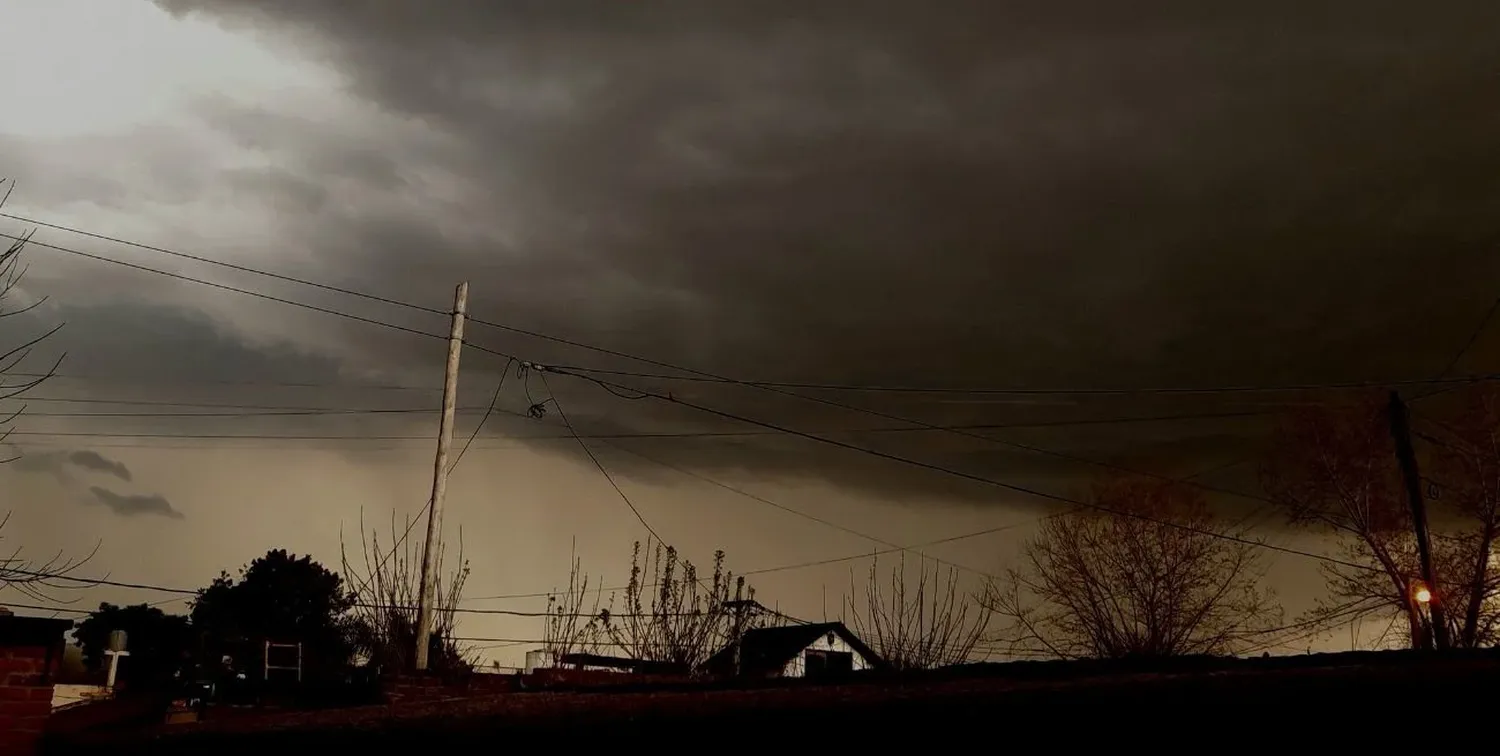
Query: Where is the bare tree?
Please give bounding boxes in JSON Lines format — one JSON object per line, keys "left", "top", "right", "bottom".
{"left": 846, "top": 554, "right": 990, "bottom": 670}
{"left": 598, "top": 539, "right": 740, "bottom": 670}
{"left": 1415, "top": 385, "right": 1500, "bottom": 647}
{"left": 986, "top": 476, "right": 1282, "bottom": 659}
{"left": 542, "top": 543, "right": 606, "bottom": 661}
{"left": 340, "top": 511, "right": 473, "bottom": 674}
{"left": 1261, "top": 397, "right": 1427, "bottom": 647}
{"left": 0, "top": 180, "right": 91, "bottom": 601}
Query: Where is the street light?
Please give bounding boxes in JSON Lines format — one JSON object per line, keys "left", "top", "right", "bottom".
{"left": 1413, "top": 581, "right": 1432, "bottom": 605}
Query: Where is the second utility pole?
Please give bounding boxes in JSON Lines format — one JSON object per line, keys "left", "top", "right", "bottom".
{"left": 1388, "top": 390, "right": 1449, "bottom": 650}
{"left": 415, "top": 282, "right": 469, "bottom": 671}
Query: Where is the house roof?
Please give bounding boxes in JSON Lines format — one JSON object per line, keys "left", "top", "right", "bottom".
{"left": 702, "top": 622, "right": 884, "bottom": 677}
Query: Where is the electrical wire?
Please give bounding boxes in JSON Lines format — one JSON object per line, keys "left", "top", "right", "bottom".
{"left": 668, "top": 367, "right": 1289, "bottom": 512}
{"left": 3, "top": 510, "right": 1040, "bottom": 614}
{"left": 0, "top": 219, "right": 1416, "bottom": 572}
{"left": 1, "top": 567, "right": 196, "bottom": 595}
{"left": 533, "top": 370, "right": 663, "bottom": 543}
{"left": 524, "top": 353, "right": 1317, "bottom": 561}
{"left": 1435, "top": 293, "right": 1500, "bottom": 380}
{"left": 540, "top": 366, "right": 1378, "bottom": 574}
{"left": 527, "top": 362, "right": 1500, "bottom": 397}
{"left": 2, "top": 396, "right": 1283, "bottom": 434}
{"left": 3, "top": 371, "right": 442, "bottom": 392}
{"left": 0, "top": 230, "right": 447, "bottom": 344}
{"left": 465, "top": 514, "right": 1051, "bottom": 603}
{"left": 353, "top": 358, "right": 517, "bottom": 594}
{"left": 8, "top": 396, "right": 451, "bottom": 411}
{"left": 10, "top": 214, "right": 1492, "bottom": 398}
{"left": 0, "top": 215, "right": 1394, "bottom": 604}
{"left": 0, "top": 211, "right": 447, "bottom": 320}
{"left": 595, "top": 438, "right": 991, "bottom": 578}
{"left": 3, "top": 407, "right": 481, "bottom": 419}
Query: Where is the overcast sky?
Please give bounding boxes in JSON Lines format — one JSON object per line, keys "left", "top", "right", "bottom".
{"left": 2, "top": 0, "right": 1498, "bottom": 662}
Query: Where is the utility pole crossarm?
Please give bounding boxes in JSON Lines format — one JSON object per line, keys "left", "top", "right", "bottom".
{"left": 415, "top": 282, "right": 469, "bottom": 671}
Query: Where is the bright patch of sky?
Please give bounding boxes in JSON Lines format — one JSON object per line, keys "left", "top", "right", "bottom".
{"left": 0, "top": 0, "right": 335, "bottom": 140}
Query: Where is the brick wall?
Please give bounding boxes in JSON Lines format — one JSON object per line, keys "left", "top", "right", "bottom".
{"left": 0, "top": 616, "right": 73, "bottom": 755}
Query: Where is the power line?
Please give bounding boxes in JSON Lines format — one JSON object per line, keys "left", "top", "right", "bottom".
{"left": 541, "top": 366, "right": 1377, "bottom": 575}
{"left": 0, "top": 230, "right": 447, "bottom": 344}
{"left": 0, "top": 397, "right": 1272, "bottom": 430}
{"left": 593, "top": 438, "right": 990, "bottom": 578}
{"left": 648, "top": 365, "right": 1292, "bottom": 513}
{"left": 533, "top": 369, "right": 663, "bottom": 543}
{"left": 2, "top": 396, "right": 1281, "bottom": 434}
{"left": 1238, "top": 599, "right": 1390, "bottom": 654}
{"left": 0, "top": 217, "right": 1378, "bottom": 575}
{"left": 8, "top": 441, "right": 515, "bottom": 452}
{"left": 5, "top": 431, "right": 493, "bottom": 440}
{"left": 465, "top": 515, "right": 1047, "bottom": 603}
{"left": 7, "top": 407, "right": 476, "bottom": 419}
{"left": 7, "top": 396, "right": 446, "bottom": 411}
{"left": 4, "top": 371, "right": 442, "bottom": 392}
{"left": 2, "top": 567, "right": 196, "bottom": 595}
{"left": 6, "top": 508, "right": 1033, "bottom": 609}
{"left": 531, "top": 363, "right": 1500, "bottom": 397}
{"left": 1, "top": 367, "right": 520, "bottom": 605}
{"left": 1409, "top": 284, "right": 1500, "bottom": 403}
{"left": 351, "top": 358, "right": 518, "bottom": 598}
{"left": 0, "top": 603, "right": 92, "bottom": 616}
{"left": 0, "top": 605, "right": 550, "bottom": 646}
{"left": 520, "top": 338, "right": 1306, "bottom": 546}
{"left": 1436, "top": 292, "right": 1500, "bottom": 380}
{"left": 0, "top": 212, "right": 447, "bottom": 320}
{"left": 11, "top": 215, "right": 1489, "bottom": 399}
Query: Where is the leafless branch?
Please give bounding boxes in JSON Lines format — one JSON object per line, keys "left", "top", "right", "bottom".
{"left": 340, "top": 509, "right": 474, "bottom": 675}
{"left": 846, "top": 554, "right": 991, "bottom": 670}
{"left": 985, "top": 475, "right": 1282, "bottom": 659}
{"left": 543, "top": 540, "right": 606, "bottom": 660}
{"left": 597, "top": 538, "right": 745, "bottom": 670}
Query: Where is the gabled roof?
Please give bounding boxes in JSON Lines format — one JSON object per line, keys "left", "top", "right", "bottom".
{"left": 701, "top": 622, "right": 884, "bottom": 677}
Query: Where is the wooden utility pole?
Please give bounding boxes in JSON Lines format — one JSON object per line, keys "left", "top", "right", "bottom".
{"left": 415, "top": 282, "right": 468, "bottom": 671}
{"left": 1388, "top": 390, "right": 1450, "bottom": 650}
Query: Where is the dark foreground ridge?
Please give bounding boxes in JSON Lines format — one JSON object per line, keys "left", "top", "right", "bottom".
{"left": 45, "top": 649, "right": 1500, "bottom": 751}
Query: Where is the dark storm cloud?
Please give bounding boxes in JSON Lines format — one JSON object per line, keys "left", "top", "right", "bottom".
{"left": 1, "top": 299, "right": 451, "bottom": 461}
{"left": 12, "top": 449, "right": 131, "bottom": 483}
{"left": 136, "top": 1, "right": 1500, "bottom": 509}
{"left": 151, "top": 0, "right": 1500, "bottom": 380}
{"left": 65, "top": 451, "right": 131, "bottom": 481}
{"left": 87, "top": 486, "right": 184, "bottom": 519}
{"left": 42, "top": 301, "right": 347, "bottom": 386}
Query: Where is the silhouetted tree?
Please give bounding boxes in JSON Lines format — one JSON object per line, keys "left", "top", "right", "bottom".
{"left": 599, "top": 539, "right": 741, "bottom": 670}
{"left": 986, "top": 476, "right": 1282, "bottom": 659}
{"left": 846, "top": 555, "right": 990, "bottom": 670}
{"left": 1409, "top": 385, "right": 1500, "bottom": 647}
{"left": 340, "top": 512, "right": 473, "bottom": 675}
{"left": 73, "top": 602, "right": 190, "bottom": 689}
{"left": 1261, "top": 397, "right": 1427, "bottom": 647}
{"left": 190, "top": 549, "right": 355, "bottom": 682}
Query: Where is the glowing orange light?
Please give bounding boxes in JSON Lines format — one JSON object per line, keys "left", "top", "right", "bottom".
{"left": 1414, "top": 586, "right": 1432, "bottom": 604}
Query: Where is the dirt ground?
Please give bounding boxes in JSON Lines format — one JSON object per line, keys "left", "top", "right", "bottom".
{"left": 44, "top": 650, "right": 1500, "bottom": 752}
